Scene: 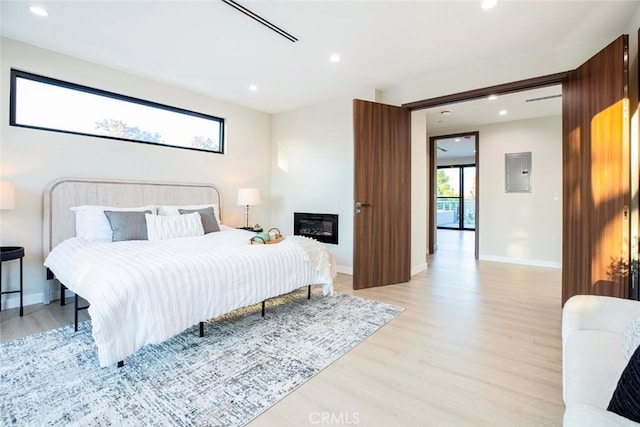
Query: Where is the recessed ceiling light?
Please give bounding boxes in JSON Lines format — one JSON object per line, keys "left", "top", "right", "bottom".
{"left": 499, "top": 110, "right": 508, "bottom": 116}
{"left": 481, "top": 0, "right": 497, "bottom": 10}
{"left": 329, "top": 54, "right": 341, "bottom": 63}
{"left": 249, "top": 84, "right": 257, "bottom": 91}
{"left": 488, "top": 94, "right": 498, "bottom": 101}
{"left": 29, "top": 5, "right": 48, "bottom": 16}
{"left": 455, "top": 138, "right": 461, "bottom": 142}
{"left": 441, "top": 110, "right": 451, "bottom": 116}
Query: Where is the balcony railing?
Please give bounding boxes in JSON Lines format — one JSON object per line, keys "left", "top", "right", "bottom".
{"left": 437, "top": 197, "right": 475, "bottom": 229}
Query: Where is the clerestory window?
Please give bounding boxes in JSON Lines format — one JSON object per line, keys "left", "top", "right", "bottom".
{"left": 10, "top": 69, "right": 225, "bottom": 154}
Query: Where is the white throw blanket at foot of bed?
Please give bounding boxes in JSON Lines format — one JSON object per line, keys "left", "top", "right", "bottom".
{"left": 44, "top": 228, "right": 336, "bottom": 367}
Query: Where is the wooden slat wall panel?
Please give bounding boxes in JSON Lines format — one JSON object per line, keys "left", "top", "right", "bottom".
{"left": 353, "top": 100, "right": 411, "bottom": 289}
{"left": 562, "top": 35, "right": 629, "bottom": 304}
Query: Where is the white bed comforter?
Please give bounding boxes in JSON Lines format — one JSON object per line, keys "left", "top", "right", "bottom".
{"left": 44, "top": 227, "right": 336, "bottom": 367}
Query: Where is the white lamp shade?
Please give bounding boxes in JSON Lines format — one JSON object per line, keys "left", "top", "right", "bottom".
{"left": 237, "top": 188, "right": 260, "bottom": 206}
{"left": 0, "top": 180, "right": 15, "bottom": 210}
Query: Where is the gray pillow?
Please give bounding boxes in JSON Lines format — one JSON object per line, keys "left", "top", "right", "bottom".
{"left": 104, "top": 210, "right": 152, "bottom": 242}
{"left": 179, "top": 207, "right": 220, "bottom": 233}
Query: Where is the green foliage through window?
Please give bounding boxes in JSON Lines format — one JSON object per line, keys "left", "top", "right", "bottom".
{"left": 437, "top": 170, "right": 457, "bottom": 197}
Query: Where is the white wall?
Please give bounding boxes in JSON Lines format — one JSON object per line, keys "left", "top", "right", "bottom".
{"left": 0, "top": 38, "right": 272, "bottom": 307}
{"left": 431, "top": 115, "right": 562, "bottom": 267}
{"left": 270, "top": 97, "right": 366, "bottom": 273}
{"left": 411, "top": 111, "right": 428, "bottom": 275}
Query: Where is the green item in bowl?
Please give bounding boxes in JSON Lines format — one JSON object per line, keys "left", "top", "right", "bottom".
{"left": 253, "top": 232, "right": 271, "bottom": 243}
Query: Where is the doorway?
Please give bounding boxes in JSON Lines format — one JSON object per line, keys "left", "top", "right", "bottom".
{"left": 425, "top": 85, "right": 566, "bottom": 265}
{"left": 429, "top": 131, "right": 479, "bottom": 258}
{"left": 434, "top": 133, "right": 477, "bottom": 232}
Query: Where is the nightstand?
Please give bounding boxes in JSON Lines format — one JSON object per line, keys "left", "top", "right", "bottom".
{"left": 0, "top": 246, "right": 24, "bottom": 316}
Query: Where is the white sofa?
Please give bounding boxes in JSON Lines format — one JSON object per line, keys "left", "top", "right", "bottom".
{"left": 562, "top": 294, "right": 640, "bottom": 426}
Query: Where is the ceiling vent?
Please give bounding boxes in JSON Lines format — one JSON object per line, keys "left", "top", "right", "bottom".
{"left": 222, "top": 0, "right": 298, "bottom": 43}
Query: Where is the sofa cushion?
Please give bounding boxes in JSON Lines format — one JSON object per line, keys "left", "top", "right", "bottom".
{"left": 608, "top": 345, "right": 640, "bottom": 422}
{"left": 565, "top": 330, "right": 627, "bottom": 408}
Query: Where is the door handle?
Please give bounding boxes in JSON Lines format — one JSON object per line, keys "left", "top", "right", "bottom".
{"left": 355, "top": 202, "right": 370, "bottom": 215}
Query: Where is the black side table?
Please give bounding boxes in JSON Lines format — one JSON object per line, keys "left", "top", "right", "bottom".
{"left": 0, "top": 246, "right": 24, "bottom": 316}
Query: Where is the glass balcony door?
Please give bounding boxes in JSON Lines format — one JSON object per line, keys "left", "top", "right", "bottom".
{"left": 437, "top": 165, "right": 476, "bottom": 230}
{"left": 462, "top": 166, "right": 476, "bottom": 229}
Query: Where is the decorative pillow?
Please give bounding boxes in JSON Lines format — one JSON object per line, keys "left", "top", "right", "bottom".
{"left": 623, "top": 317, "right": 640, "bottom": 361}
{"left": 104, "top": 210, "right": 152, "bottom": 242}
{"left": 145, "top": 212, "right": 204, "bottom": 241}
{"left": 71, "top": 205, "right": 156, "bottom": 242}
{"left": 158, "top": 204, "right": 221, "bottom": 224}
{"left": 608, "top": 344, "right": 640, "bottom": 421}
{"left": 178, "top": 207, "right": 220, "bottom": 234}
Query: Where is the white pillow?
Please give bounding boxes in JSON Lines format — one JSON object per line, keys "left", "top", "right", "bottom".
{"left": 623, "top": 317, "right": 640, "bottom": 361}
{"left": 71, "top": 205, "right": 157, "bottom": 242}
{"left": 146, "top": 212, "right": 204, "bottom": 241}
{"left": 158, "top": 204, "right": 221, "bottom": 224}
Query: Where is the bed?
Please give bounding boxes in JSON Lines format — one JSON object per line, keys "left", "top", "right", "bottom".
{"left": 43, "top": 178, "right": 336, "bottom": 367}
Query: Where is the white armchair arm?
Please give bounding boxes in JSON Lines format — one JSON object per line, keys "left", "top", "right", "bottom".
{"left": 563, "top": 295, "right": 640, "bottom": 342}
{"left": 562, "top": 295, "right": 640, "bottom": 404}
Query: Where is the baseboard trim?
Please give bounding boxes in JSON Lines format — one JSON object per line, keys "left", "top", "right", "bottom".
{"left": 479, "top": 255, "right": 561, "bottom": 269}
{"left": 411, "top": 263, "right": 428, "bottom": 276}
{"left": 0, "top": 292, "right": 44, "bottom": 310}
{"left": 336, "top": 264, "right": 428, "bottom": 276}
{"left": 336, "top": 265, "right": 353, "bottom": 275}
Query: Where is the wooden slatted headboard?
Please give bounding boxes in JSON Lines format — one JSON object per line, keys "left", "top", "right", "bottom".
{"left": 43, "top": 177, "right": 222, "bottom": 260}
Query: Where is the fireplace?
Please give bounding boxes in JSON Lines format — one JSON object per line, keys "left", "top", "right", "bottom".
{"left": 294, "top": 212, "right": 338, "bottom": 245}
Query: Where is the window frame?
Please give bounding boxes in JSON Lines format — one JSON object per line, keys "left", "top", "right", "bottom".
{"left": 9, "top": 69, "right": 225, "bottom": 154}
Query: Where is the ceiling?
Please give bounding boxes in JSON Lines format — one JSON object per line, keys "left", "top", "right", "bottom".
{"left": 0, "top": 1, "right": 636, "bottom": 116}
{"left": 427, "top": 84, "right": 562, "bottom": 133}
{"left": 436, "top": 135, "right": 477, "bottom": 160}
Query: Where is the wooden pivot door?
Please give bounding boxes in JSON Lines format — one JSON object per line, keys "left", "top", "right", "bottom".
{"left": 353, "top": 99, "right": 411, "bottom": 290}
{"left": 562, "top": 35, "right": 630, "bottom": 305}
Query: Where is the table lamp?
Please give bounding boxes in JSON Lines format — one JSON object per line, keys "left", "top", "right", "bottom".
{"left": 237, "top": 188, "right": 260, "bottom": 228}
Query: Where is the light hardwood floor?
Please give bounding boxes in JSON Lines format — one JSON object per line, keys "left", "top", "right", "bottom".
{"left": 0, "top": 229, "right": 564, "bottom": 426}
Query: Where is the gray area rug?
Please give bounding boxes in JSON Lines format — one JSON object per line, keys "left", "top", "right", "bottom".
{"left": 0, "top": 289, "right": 403, "bottom": 426}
